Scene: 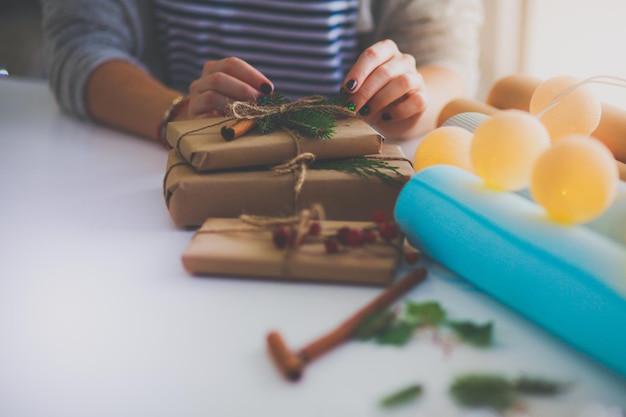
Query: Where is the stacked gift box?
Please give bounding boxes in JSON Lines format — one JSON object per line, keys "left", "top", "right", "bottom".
{"left": 162, "top": 115, "right": 415, "bottom": 284}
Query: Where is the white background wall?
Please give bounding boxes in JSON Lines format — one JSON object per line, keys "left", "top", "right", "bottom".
{"left": 479, "top": 0, "right": 626, "bottom": 108}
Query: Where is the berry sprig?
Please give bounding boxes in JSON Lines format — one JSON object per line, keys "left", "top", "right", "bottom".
{"left": 270, "top": 210, "right": 419, "bottom": 264}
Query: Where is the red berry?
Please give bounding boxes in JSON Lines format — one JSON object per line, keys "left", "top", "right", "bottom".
{"left": 272, "top": 226, "right": 291, "bottom": 249}
{"left": 346, "top": 228, "right": 364, "bottom": 247}
{"left": 308, "top": 221, "right": 321, "bottom": 236}
{"left": 405, "top": 251, "right": 419, "bottom": 264}
{"left": 363, "top": 229, "right": 377, "bottom": 243}
{"left": 379, "top": 222, "right": 399, "bottom": 241}
{"left": 336, "top": 226, "right": 351, "bottom": 245}
{"left": 372, "top": 209, "right": 387, "bottom": 224}
{"left": 324, "top": 238, "right": 339, "bottom": 253}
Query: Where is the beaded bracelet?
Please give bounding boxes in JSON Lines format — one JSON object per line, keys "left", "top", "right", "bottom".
{"left": 157, "top": 95, "right": 189, "bottom": 148}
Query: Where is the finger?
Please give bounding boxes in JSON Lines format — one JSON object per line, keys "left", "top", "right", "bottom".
{"left": 202, "top": 57, "right": 273, "bottom": 95}
{"left": 376, "top": 89, "right": 428, "bottom": 122}
{"left": 354, "top": 55, "right": 420, "bottom": 114}
{"left": 191, "top": 71, "right": 260, "bottom": 104}
{"left": 187, "top": 89, "right": 232, "bottom": 118}
{"left": 341, "top": 39, "right": 400, "bottom": 93}
{"left": 365, "top": 71, "right": 425, "bottom": 117}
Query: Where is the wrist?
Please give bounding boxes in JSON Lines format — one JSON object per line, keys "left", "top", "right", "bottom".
{"left": 157, "top": 95, "right": 189, "bottom": 148}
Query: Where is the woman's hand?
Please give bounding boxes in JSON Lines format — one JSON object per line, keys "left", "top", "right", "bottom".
{"left": 186, "top": 57, "right": 273, "bottom": 119}
{"left": 342, "top": 39, "right": 429, "bottom": 140}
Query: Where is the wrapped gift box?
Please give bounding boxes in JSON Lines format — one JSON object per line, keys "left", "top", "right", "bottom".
{"left": 182, "top": 218, "right": 403, "bottom": 285}
{"left": 166, "top": 116, "right": 383, "bottom": 171}
{"left": 163, "top": 145, "right": 413, "bottom": 227}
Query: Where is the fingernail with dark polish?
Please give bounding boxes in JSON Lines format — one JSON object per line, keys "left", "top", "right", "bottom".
{"left": 382, "top": 113, "right": 392, "bottom": 121}
{"left": 260, "top": 83, "right": 273, "bottom": 95}
{"left": 346, "top": 102, "right": 356, "bottom": 112}
{"left": 345, "top": 79, "right": 357, "bottom": 91}
{"left": 358, "top": 105, "right": 370, "bottom": 116}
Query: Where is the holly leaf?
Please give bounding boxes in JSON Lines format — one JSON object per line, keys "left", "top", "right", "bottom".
{"left": 448, "top": 320, "right": 493, "bottom": 347}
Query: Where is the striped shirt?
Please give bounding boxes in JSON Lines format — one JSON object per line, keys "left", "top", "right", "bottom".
{"left": 153, "top": 0, "right": 359, "bottom": 99}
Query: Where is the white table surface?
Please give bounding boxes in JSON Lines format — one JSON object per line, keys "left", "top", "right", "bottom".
{"left": 0, "top": 77, "right": 624, "bottom": 417}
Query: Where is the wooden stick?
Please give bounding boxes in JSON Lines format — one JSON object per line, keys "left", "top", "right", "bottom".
{"left": 220, "top": 118, "right": 257, "bottom": 141}
{"left": 267, "top": 267, "right": 428, "bottom": 382}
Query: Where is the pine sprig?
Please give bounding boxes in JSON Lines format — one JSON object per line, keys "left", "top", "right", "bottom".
{"left": 311, "top": 157, "right": 405, "bottom": 185}
{"left": 281, "top": 109, "right": 337, "bottom": 139}
{"left": 253, "top": 91, "right": 350, "bottom": 140}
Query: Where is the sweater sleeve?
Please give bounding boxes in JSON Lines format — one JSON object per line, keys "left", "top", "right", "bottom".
{"left": 373, "top": 0, "right": 484, "bottom": 96}
{"left": 41, "top": 0, "right": 147, "bottom": 120}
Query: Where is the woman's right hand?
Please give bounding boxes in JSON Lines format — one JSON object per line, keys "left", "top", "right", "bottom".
{"left": 187, "top": 57, "right": 273, "bottom": 119}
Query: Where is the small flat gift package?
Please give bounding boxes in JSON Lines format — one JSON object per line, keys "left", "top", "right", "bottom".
{"left": 166, "top": 116, "right": 383, "bottom": 171}
{"left": 182, "top": 217, "right": 404, "bottom": 285}
{"left": 163, "top": 129, "right": 414, "bottom": 226}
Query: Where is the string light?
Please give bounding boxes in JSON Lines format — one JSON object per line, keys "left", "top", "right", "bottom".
{"left": 470, "top": 110, "right": 550, "bottom": 191}
{"left": 413, "top": 126, "right": 473, "bottom": 173}
{"left": 530, "top": 135, "right": 618, "bottom": 224}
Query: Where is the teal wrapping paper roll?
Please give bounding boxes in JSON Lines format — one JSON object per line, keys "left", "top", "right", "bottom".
{"left": 395, "top": 165, "right": 626, "bottom": 378}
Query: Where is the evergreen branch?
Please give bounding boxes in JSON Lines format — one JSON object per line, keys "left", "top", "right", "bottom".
{"left": 311, "top": 157, "right": 405, "bottom": 186}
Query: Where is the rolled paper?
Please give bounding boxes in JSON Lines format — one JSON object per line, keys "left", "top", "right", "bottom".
{"left": 437, "top": 98, "right": 500, "bottom": 127}
{"left": 394, "top": 165, "right": 626, "bottom": 378}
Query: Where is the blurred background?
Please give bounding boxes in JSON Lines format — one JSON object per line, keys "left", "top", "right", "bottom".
{"left": 2, "top": 0, "right": 625, "bottom": 106}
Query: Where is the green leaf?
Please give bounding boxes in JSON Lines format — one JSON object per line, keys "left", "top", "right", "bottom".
{"left": 375, "top": 320, "right": 417, "bottom": 346}
{"left": 404, "top": 300, "right": 447, "bottom": 326}
{"left": 353, "top": 309, "right": 397, "bottom": 341}
{"left": 449, "top": 374, "right": 516, "bottom": 410}
{"left": 513, "top": 376, "right": 571, "bottom": 396}
{"left": 380, "top": 384, "right": 423, "bottom": 408}
{"left": 448, "top": 320, "right": 494, "bottom": 347}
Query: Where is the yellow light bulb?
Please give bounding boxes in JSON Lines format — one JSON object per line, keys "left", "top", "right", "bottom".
{"left": 470, "top": 110, "right": 551, "bottom": 191}
{"left": 530, "top": 135, "right": 618, "bottom": 224}
{"left": 529, "top": 75, "right": 602, "bottom": 141}
{"left": 413, "top": 126, "right": 473, "bottom": 172}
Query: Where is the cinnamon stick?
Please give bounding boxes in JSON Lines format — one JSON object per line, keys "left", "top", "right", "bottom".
{"left": 221, "top": 118, "right": 257, "bottom": 141}
{"left": 267, "top": 267, "right": 427, "bottom": 381}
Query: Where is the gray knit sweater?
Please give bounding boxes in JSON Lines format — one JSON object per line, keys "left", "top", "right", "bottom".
{"left": 41, "top": 0, "right": 483, "bottom": 121}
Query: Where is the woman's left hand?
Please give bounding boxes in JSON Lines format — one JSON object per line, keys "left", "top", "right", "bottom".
{"left": 341, "top": 39, "right": 428, "bottom": 140}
